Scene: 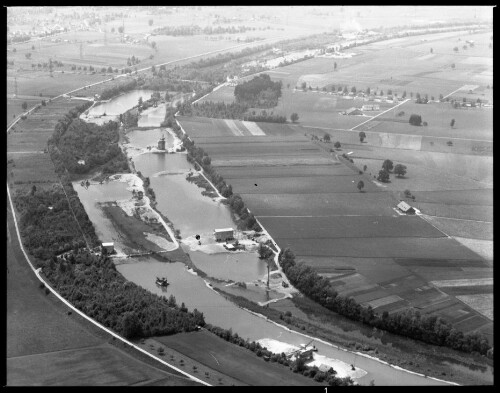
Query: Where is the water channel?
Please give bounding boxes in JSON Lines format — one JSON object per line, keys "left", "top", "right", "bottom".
{"left": 73, "top": 92, "right": 475, "bottom": 386}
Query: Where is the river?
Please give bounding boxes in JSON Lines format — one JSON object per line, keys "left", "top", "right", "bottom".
{"left": 74, "top": 92, "right": 465, "bottom": 386}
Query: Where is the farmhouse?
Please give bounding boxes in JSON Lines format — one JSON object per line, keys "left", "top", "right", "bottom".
{"left": 397, "top": 201, "right": 416, "bottom": 215}
{"left": 101, "top": 242, "right": 115, "bottom": 254}
{"left": 361, "top": 104, "right": 380, "bottom": 111}
{"left": 344, "top": 107, "right": 363, "bottom": 116}
{"left": 214, "top": 228, "right": 234, "bottom": 242}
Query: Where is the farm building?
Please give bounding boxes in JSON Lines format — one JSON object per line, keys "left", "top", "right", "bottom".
{"left": 214, "top": 228, "right": 234, "bottom": 242}
{"left": 344, "top": 107, "right": 363, "bottom": 115}
{"left": 101, "top": 242, "right": 115, "bottom": 254}
{"left": 361, "top": 104, "right": 380, "bottom": 111}
{"left": 397, "top": 201, "right": 416, "bottom": 215}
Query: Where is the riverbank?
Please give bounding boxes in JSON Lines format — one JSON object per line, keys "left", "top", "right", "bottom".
{"left": 214, "top": 287, "right": 492, "bottom": 386}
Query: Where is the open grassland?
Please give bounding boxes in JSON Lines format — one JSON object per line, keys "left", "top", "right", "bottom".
{"left": 422, "top": 215, "right": 493, "bottom": 240}
{"left": 414, "top": 203, "right": 492, "bottom": 222}
{"left": 456, "top": 294, "right": 494, "bottom": 321}
{"left": 7, "top": 98, "right": 41, "bottom": 125}
{"left": 156, "top": 331, "right": 322, "bottom": 386}
{"left": 453, "top": 238, "right": 493, "bottom": 261}
{"left": 8, "top": 153, "right": 59, "bottom": 185}
{"left": 366, "top": 102, "right": 492, "bottom": 141}
{"left": 413, "top": 188, "right": 492, "bottom": 206}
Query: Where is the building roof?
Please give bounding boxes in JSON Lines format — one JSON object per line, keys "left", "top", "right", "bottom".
{"left": 397, "top": 201, "right": 414, "bottom": 212}
{"left": 214, "top": 228, "right": 234, "bottom": 233}
{"left": 346, "top": 107, "right": 362, "bottom": 114}
{"left": 102, "top": 242, "right": 114, "bottom": 247}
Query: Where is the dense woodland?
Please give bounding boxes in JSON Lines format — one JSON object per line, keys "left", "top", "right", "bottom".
{"left": 99, "top": 79, "right": 138, "bottom": 100}
{"left": 49, "top": 115, "right": 129, "bottom": 176}
{"left": 14, "top": 184, "right": 99, "bottom": 260}
{"left": 42, "top": 251, "right": 205, "bottom": 339}
{"left": 234, "top": 74, "right": 282, "bottom": 108}
{"left": 278, "top": 249, "right": 492, "bottom": 357}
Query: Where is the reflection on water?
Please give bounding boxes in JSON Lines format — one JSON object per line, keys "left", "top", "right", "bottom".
{"left": 186, "top": 248, "right": 267, "bottom": 282}
{"left": 126, "top": 128, "right": 175, "bottom": 150}
{"left": 133, "top": 151, "right": 233, "bottom": 237}
{"left": 83, "top": 90, "right": 155, "bottom": 124}
{"left": 138, "top": 104, "right": 167, "bottom": 127}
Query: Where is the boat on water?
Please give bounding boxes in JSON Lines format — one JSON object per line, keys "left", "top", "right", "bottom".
{"left": 155, "top": 276, "right": 169, "bottom": 287}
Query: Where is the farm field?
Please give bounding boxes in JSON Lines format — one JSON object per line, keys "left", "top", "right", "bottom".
{"left": 243, "top": 192, "right": 396, "bottom": 217}
{"left": 156, "top": 331, "right": 323, "bottom": 386}
{"left": 274, "top": 237, "right": 481, "bottom": 259}
{"left": 258, "top": 215, "right": 444, "bottom": 240}
{"left": 422, "top": 215, "right": 493, "bottom": 240}
{"left": 364, "top": 102, "right": 493, "bottom": 141}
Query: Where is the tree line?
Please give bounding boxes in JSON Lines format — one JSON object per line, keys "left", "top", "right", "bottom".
{"left": 205, "top": 324, "right": 354, "bottom": 386}
{"left": 153, "top": 25, "right": 257, "bottom": 36}
{"left": 165, "top": 109, "right": 261, "bottom": 232}
{"left": 278, "top": 248, "right": 492, "bottom": 357}
{"left": 41, "top": 251, "right": 205, "bottom": 339}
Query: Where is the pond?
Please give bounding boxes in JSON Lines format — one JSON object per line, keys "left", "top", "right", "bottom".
{"left": 82, "top": 89, "right": 155, "bottom": 124}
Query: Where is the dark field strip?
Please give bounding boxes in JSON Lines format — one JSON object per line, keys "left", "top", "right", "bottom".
{"left": 216, "top": 164, "right": 352, "bottom": 179}
{"left": 229, "top": 175, "right": 382, "bottom": 194}
{"left": 258, "top": 215, "right": 444, "bottom": 240}
{"left": 178, "top": 117, "right": 233, "bottom": 138}
{"left": 413, "top": 188, "right": 493, "bottom": 206}
{"left": 352, "top": 289, "right": 391, "bottom": 304}
{"left": 199, "top": 142, "right": 325, "bottom": 157}
{"left": 395, "top": 257, "right": 487, "bottom": 268}
{"left": 193, "top": 135, "right": 308, "bottom": 144}
{"left": 244, "top": 192, "right": 396, "bottom": 217}
{"left": 285, "top": 237, "right": 483, "bottom": 259}
{"left": 440, "top": 285, "right": 493, "bottom": 296}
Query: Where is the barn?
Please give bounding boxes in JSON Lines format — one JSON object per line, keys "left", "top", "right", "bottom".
{"left": 397, "top": 201, "right": 416, "bottom": 215}
{"left": 214, "top": 228, "right": 234, "bottom": 242}
{"left": 101, "top": 242, "right": 115, "bottom": 254}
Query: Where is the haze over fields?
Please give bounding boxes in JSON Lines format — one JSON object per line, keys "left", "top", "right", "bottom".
{"left": 7, "top": 6, "right": 493, "bottom": 387}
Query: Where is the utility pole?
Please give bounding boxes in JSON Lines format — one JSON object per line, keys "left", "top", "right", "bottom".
{"left": 14, "top": 77, "right": 18, "bottom": 97}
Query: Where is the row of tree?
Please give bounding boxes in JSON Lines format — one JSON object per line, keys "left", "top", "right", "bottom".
{"left": 278, "top": 248, "right": 492, "bottom": 357}
{"left": 99, "top": 79, "right": 138, "bottom": 101}
{"left": 165, "top": 109, "right": 261, "bottom": 232}
{"left": 153, "top": 25, "right": 257, "bottom": 36}
{"left": 205, "top": 324, "right": 354, "bottom": 386}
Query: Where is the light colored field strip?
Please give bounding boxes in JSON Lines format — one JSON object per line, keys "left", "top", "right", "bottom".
{"left": 421, "top": 215, "right": 492, "bottom": 224}
{"left": 350, "top": 99, "right": 411, "bottom": 131}
{"left": 7, "top": 151, "right": 46, "bottom": 154}
{"left": 6, "top": 184, "right": 211, "bottom": 387}
{"left": 442, "top": 85, "right": 471, "bottom": 99}
{"left": 430, "top": 278, "right": 493, "bottom": 288}
{"left": 224, "top": 119, "right": 244, "bottom": 136}
{"left": 292, "top": 124, "right": 492, "bottom": 143}
{"left": 456, "top": 294, "right": 493, "bottom": 321}
{"left": 241, "top": 121, "right": 266, "bottom": 136}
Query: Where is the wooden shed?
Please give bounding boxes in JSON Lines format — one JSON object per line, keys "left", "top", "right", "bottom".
{"left": 214, "top": 228, "right": 234, "bottom": 242}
